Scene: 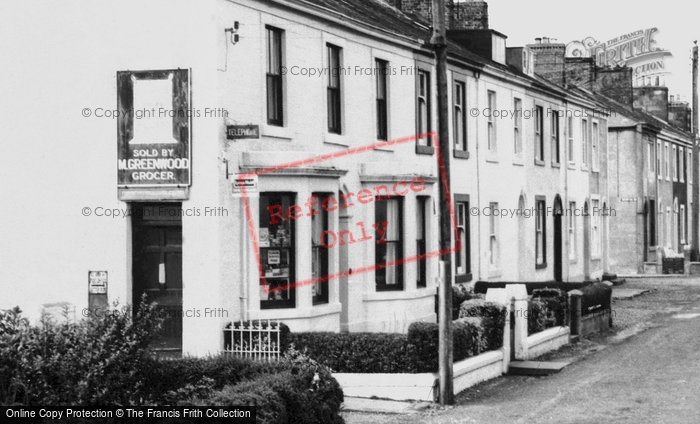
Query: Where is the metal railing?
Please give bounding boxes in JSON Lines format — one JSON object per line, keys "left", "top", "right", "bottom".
{"left": 223, "top": 319, "right": 281, "bottom": 361}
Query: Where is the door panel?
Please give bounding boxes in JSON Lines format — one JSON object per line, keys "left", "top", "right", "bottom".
{"left": 132, "top": 203, "right": 183, "bottom": 351}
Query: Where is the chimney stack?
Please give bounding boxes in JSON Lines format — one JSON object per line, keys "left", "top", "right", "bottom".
{"left": 397, "top": 0, "right": 488, "bottom": 30}
{"left": 527, "top": 37, "right": 567, "bottom": 87}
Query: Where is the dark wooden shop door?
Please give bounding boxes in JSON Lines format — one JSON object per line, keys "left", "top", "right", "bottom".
{"left": 132, "top": 203, "right": 183, "bottom": 351}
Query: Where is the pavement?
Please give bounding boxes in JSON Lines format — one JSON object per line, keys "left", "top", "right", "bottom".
{"left": 611, "top": 287, "right": 653, "bottom": 300}
{"left": 342, "top": 276, "right": 700, "bottom": 423}
{"left": 341, "top": 397, "right": 430, "bottom": 414}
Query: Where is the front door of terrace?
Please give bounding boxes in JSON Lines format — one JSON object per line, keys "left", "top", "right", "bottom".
{"left": 132, "top": 202, "right": 183, "bottom": 351}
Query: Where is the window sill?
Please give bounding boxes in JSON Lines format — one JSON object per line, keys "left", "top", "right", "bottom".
{"left": 535, "top": 263, "right": 547, "bottom": 270}
{"left": 486, "top": 155, "right": 499, "bottom": 164}
{"left": 551, "top": 162, "right": 561, "bottom": 169}
{"left": 568, "top": 162, "right": 576, "bottom": 171}
{"left": 262, "top": 124, "right": 294, "bottom": 141}
{"left": 416, "top": 145, "right": 434, "bottom": 155}
{"left": 455, "top": 273, "right": 472, "bottom": 283}
{"left": 512, "top": 159, "right": 524, "bottom": 167}
{"left": 324, "top": 132, "right": 347, "bottom": 146}
{"left": 454, "top": 149, "right": 470, "bottom": 159}
{"left": 569, "top": 258, "right": 578, "bottom": 264}
{"left": 364, "top": 286, "right": 437, "bottom": 302}
{"left": 252, "top": 302, "right": 342, "bottom": 320}
{"left": 488, "top": 268, "right": 502, "bottom": 279}
{"left": 534, "top": 159, "right": 545, "bottom": 167}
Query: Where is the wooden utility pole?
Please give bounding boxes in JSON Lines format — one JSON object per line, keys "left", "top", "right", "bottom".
{"left": 692, "top": 41, "right": 699, "bottom": 260}
{"left": 431, "top": 0, "right": 453, "bottom": 405}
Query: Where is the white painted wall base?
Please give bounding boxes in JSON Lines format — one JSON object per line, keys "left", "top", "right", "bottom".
{"left": 333, "top": 349, "right": 505, "bottom": 402}
{"left": 524, "top": 326, "right": 570, "bottom": 360}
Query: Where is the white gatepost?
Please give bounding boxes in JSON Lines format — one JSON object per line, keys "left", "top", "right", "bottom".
{"left": 484, "top": 288, "right": 510, "bottom": 373}
{"left": 507, "top": 284, "right": 529, "bottom": 360}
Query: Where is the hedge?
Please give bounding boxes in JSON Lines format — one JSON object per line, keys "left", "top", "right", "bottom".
{"left": 580, "top": 282, "right": 612, "bottom": 315}
{"left": 0, "top": 300, "right": 163, "bottom": 406}
{"left": 407, "top": 320, "right": 485, "bottom": 372}
{"left": 528, "top": 298, "right": 557, "bottom": 335}
{"left": 288, "top": 332, "right": 415, "bottom": 373}
{"left": 531, "top": 288, "right": 569, "bottom": 327}
{"left": 289, "top": 317, "right": 499, "bottom": 374}
{"left": 458, "top": 299, "right": 506, "bottom": 351}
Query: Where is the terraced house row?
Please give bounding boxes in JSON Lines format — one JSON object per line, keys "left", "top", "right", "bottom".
{"left": 1, "top": 0, "right": 694, "bottom": 356}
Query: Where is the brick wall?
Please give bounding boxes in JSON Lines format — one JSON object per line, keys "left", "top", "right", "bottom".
{"left": 451, "top": 1, "right": 488, "bottom": 30}
{"left": 528, "top": 42, "right": 566, "bottom": 87}
{"left": 593, "top": 68, "right": 633, "bottom": 108}
{"left": 633, "top": 86, "right": 669, "bottom": 122}
{"left": 668, "top": 103, "right": 691, "bottom": 131}
{"left": 397, "top": 0, "right": 488, "bottom": 30}
{"left": 564, "top": 58, "right": 595, "bottom": 90}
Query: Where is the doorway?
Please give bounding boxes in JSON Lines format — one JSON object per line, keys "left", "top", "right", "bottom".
{"left": 553, "top": 196, "right": 563, "bottom": 282}
{"left": 132, "top": 203, "right": 183, "bottom": 351}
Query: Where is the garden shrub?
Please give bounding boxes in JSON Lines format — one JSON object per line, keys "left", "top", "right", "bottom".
{"left": 288, "top": 332, "right": 414, "bottom": 373}
{"left": 0, "top": 299, "right": 163, "bottom": 406}
{"left": 532, "top": 288, "right": 569, "bottom": 326}
{"left": 192, "top": 348, "right": 344, "bottom": 424}
{"left": 407, "top": 320, "right": 485, "bottom": 373}
{"left": 138, "top": 354, "right": 289, "bottom": 405}
{"left": 528, "top": 297, "right": 557, "bottom": 335}
{"left": 580, "top": 282, "right": 612, "bottom": 315}
{"left": 452, "top": 284, "right": 473, "bottom": 320}
{"left": 458, "top": 299, "right": 506, "bottom": 350}
{"left": 206, "top": 378, "right": 287, "bottom": 424}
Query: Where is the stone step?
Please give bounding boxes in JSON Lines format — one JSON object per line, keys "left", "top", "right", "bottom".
{"left": 508, "top": 360, "right": 570, "bottom": 376}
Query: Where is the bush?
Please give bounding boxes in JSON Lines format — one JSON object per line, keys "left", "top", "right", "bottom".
{"left": 207, "top": 377, "right": 288, "bottom": 424}
{"left": 452, "top": 284, "right": 474, "bottom": 320}
{"left": 0, "top": 299, "right": 163, "bottom": 406}
{"left": 288, "top": 332, "right": 414, "bottom": 373}
{"left": 458, "top": 299, "right": 506, "bottom": 350}
{"left": 224, "top": 320, "right": 291, "bottom": 354}
{"left": 407, "top": 320, "right": 484, "bottom": 373}
{"left": 195, "top": 348, "right": 343, "bottom": 424}
{"left": 532, "top": 288, "right": 569, "bottom": 327}
{"left": 138, "top": 354, "right": 290, "bottom": 405}
{"left": 580, "top": 282, "right": 612, "bottom": 315}
{"left": 528, "top": 298, "right": 557, "bottom": 335}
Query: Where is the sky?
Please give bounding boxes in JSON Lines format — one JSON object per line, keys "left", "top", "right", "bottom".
{"left": 488, "top": 0, "right": 697, "bottom": 103}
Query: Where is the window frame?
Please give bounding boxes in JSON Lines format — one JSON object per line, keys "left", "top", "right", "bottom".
{"left": 535, "top": 196, "right": 547, "bottom": 269}
{"left": 591, "top": 121, "right": 599, "bottom": 172}
{"left": 265, "top": 26, "right": 284, "bottom": 127}
{"left": 551, "top": 112, "right": 560, "bottom": 166}
{"left": 375, "top": 196, "right": 404, "bottom": 291}
{"left": 581, "top": 118, "right": 589, "bottom": 169}
{"left": 259, "top": 192, "right": 296, "bottom": 310}
{"left": 311, "top": 193, "right": 330, "bottom": 305}
{"left": 416, "top": 196, "right": 429, "bottom": 288}
{"left": 375, "top": 58, "right": 389, "bottom": 141}
{"left": 535, "top": 105, "right": 545, "bottom": 164}
{"left": 453, "top": 79, "right": 468, "bottom": 158}
{"left": 567, "top": 116, "right": 575, "bottom": 165}
{"left": 454, "top": 194, "right": 472, "bottom": 283}
{"left": 487, "top": 90, "right": 497, "bottom": 154}
{"left": 489, "top": 202, "right": 499, "bottom": 269}
{"left": 568, "top": 201, "right": 577, "bottom": 261}
{"left": 416, "top": 68, "right": 433, "bottom": 154}
{"left": 326, "top": 43, "right": 342, "bottom": 134}
{"left": 591, "top": 198, "right": 601, "bottom": 259}
{"left": 514, "top": 97, "right": 523, "bottom": 157}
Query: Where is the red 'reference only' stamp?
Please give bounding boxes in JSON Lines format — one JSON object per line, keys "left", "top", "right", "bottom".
{"left": 238, "top": 132, "right": 460, "bottom": 297}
